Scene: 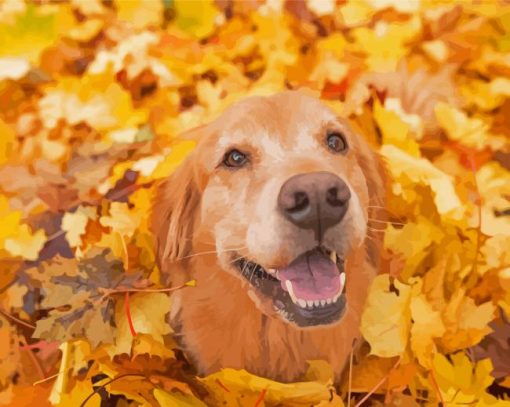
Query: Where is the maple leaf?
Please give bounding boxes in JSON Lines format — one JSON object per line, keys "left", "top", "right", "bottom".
{"left": 432, "top": 353, "right": 499, "bottom": 405}
{"left": 201, "top": 368, "right": 337, "bottom": 406}
{"left": 473, "top": 311, "right": 510, "bottom": 381}
{"left": 410, "top": 293, "right": 445, "bottom": 369}
{"left": 29, "top": 249, "right": 140, "bottom": 347}
{"left": 441, "top": 289, "right": 495, "bottom": 353}
{"left": 360, "top": 275, "right": 412, "bottom": 358}
{"left": 111, "top": 293, "right": 172, "bottom": 356}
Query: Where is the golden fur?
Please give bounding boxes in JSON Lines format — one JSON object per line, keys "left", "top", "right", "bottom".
{"left": 151, "top": 91, "right": 386, "bottom": 382}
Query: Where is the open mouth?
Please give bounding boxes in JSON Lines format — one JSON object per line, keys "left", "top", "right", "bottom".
{"left": 234, "top": 246, "right": 346, "bottom": 327}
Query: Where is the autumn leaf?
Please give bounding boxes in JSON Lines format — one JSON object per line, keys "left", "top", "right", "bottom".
{"left": 410, "top": 293, "right": 445, "bottom": 369}
{"left": 201, "top": 368, "right": 336, "bottom": 406}
{"left": 432, "top": 353, "right": 499, "bottom": 405}
{"left": 29, "top": 249, "right": 140, "bottom": 347}
{"left": 112, "top": 293, "right": 172, "bottom": 355}
{"left": 360, "top": 275, "right": 412, "bottom": 358}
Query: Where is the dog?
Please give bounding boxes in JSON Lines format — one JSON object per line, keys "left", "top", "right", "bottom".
{"left": 151, "top": 91, "right": 386, "bottom": 382}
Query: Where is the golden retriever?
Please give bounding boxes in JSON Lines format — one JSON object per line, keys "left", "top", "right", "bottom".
{"left": 151, "top": 91, "right": 386, "bottom": 382}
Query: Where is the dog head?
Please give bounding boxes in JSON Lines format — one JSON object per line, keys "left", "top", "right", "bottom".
{"left": 152, "top": 91, "right": 385, "bottom": 328}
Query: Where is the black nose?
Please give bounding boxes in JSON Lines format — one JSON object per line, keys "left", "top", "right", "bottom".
{"left": 277, "top": 172, "right": 351, "bottom": 236}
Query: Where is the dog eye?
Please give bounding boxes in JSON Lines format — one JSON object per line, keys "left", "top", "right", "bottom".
{"left": 223, "top": 149, "right": 248, "bottom": 168}
{"left": 326, "top": 131, "right": 348, "bottom": 153}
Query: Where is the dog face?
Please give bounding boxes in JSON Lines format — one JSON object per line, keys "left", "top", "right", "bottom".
{"left": 153, "top": 92, "right": 385, "bottom": 328}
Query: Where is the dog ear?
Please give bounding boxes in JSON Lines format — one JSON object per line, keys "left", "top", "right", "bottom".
{"left": 151, "top": 155, "right": 201, "bottom": 267}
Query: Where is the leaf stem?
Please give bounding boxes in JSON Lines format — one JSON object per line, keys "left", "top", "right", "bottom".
{"left": 0, "top": 308, "right": 36, "bottom": 330}
{"left": 354, "top": 358, "right": 400, "bottom": 407}
{"left": 105, "top": 281, "right": 195, "bottom": 296}
{"left": 124, "top": 292, "right": 137, "bottom": 337}
{"left": 215, "top": 379, "right": 230, "bottom": 392}
{"left": 429, "top": 369, "right": 445, "bottom": 406}
{"left": 19, "top": 336, "right": 46, "bottom": 380}
{"left": 79, "top": 374, "right": 148, "bottom": 407}
{"left": 254, "top": 388, "right": 267, "bottom": 407}
{"left": 347, "top": 340, "right": 355, "bottom": 407}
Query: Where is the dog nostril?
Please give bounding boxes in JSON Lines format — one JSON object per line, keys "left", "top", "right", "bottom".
{"left": 289, "top": 191, "right": 309, "bottom": 213}
{"left": 326, "top": 187, "right": 341, "bottom": 206}
{"left": 326, "top": 186, "right": 349, "bottom": 207}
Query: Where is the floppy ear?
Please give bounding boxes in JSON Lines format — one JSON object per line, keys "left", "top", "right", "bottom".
{"left": 151, "top": 155, "right": 201, "bottom": 267}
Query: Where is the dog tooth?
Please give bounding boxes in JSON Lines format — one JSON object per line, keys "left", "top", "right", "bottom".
{"left": 285, "top": 280, "right": 298, "bottom": 304}
{"left": 298, "top": 299, "right": 307, "bottom": 308}
{"left": 340, "top": 272, "right": 346, "bottom": 287}
{"left": 314, "top": 300, "right": 320, "bottom": 307}
{"left": 306, "top": 300, "right": 314, "bottom": 308}
{"left": 326, "top": 298, "right": 332, "bottom": 304}
{"left": 330, "top": 250, "right": 337, "bottom": 263}
{"left": 320, "top": 299, "right": 326, "bottom": 306}
{"left": 268, "top": 268, "right": 276, "bottom": 274}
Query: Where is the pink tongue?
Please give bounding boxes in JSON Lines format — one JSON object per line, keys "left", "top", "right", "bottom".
{"left": 278, "top": 251, "right": 340, "bottom": 301}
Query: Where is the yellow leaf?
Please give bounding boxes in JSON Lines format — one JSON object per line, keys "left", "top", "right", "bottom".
{"left": 115, "top": 0, "right": 163, "bottom": 29}
{"left": 4, "top": 224, "right": 46, "bottom": 261}
{"left": 481, "top": 235, "right": 510, "bottom": 270}
{"left": 351, "top": 16, "right": 421, "bottom": 71}
{"left": 384, "top": 217, "right": 443, "bottom": 278}
{"left": 422, "top": 40, "right": 449, "bottom": 63}
{"left": 441, "top": 289, "right": 495, "bottom": 352}
{"left": 347, "top": 356, "right": 395, "bottom": 393}
{"left": 410, "top": 292, "right": 445, "bottom": 369}
{"left": 38, "top": 73, "right": 148, "bottom": 131}
{"left": 100, "top": 202, "right": 142, "bottom": 238}
{"left": 303, "top": 360, "right": 334, "bottom": 385}
{"left": 361, "top": 275, "right": 412, "bottom": 357}
{"left": 154, "top": 388, "right": 207, "bottom": 407}
{"left": 433, "top": 353, "right": 494, "bottom": 404}
{"left": 381, "top": 144, "right": 463, "bottom": 217}
{"left": 316, "top": 33, "right": 347, "bottom": 60}
{"left": 338, "top": 1, "right": 374, "bottom": 27}
{"left": 435, "top": 102, "right": 506, "bottom": 151}
{"left": 152, "top": 140, "right": 196, "bottom": 179}
{"left": 0, "top": 3, "right": 74, "bottom": 63}
{"left": 309, "top": 58, "right": 348, "bottom": 89}
{"left": 0, "top": 195, "right": 21, "bottom": 245}
{"left": 201, "top": 368, "right": 335, "bottom": 406}
{"left": 373, "top": 100, "right": 420, "bottom": 156}
{"left": 173, "top": 0, "right": 219, "bottom": 39}
{"left": 131, "top": 333, "right": 175, "bottom": 359}
{"left": 476, "top": 162, "right": 510, "bottom": 236}
{"left": 62, "top": 206, "right": 96, "bottom": 248}
{"left": 112, "top": 293, "right": 172, "bottom": 356}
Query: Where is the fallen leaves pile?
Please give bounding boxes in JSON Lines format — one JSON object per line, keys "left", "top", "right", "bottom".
{"left": 1, "top": 0, "right": 510, "bottom": 405}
